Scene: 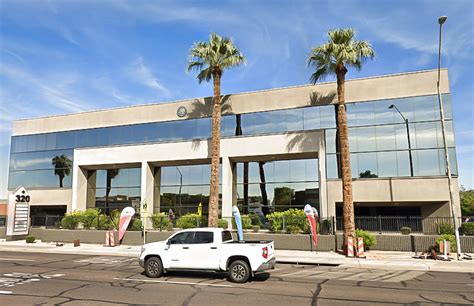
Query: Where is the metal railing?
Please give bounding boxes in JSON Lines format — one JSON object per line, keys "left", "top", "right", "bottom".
{"left": 335, "top": 216, "right": 465, "bottom": 235}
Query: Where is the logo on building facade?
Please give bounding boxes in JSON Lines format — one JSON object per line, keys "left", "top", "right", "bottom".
{"left": 177, "top": 106, "right": 187, "bottom": 118}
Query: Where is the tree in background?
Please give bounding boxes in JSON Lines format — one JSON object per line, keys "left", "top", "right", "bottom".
{"left": 460, "top": 185, "right": 474, "bottom": 216}
{"left": 307, "top": 28, "right": 375, "bottom": 249}
{"left": 187, "top": 33, "right": 245, "bottom": 227}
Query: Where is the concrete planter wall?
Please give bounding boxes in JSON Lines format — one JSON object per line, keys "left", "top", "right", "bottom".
{"left": 18, "top": 228, "right": 474, "bottom": 253}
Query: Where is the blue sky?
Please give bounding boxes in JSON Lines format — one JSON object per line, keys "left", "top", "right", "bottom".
{"left": 0, "top": 0, "right": 473, "bottom": 198}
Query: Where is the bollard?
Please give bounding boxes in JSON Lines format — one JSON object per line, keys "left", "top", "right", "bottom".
{"left": 347, "top": 236, "right": 354, "bottom": 257}
{"left": 357, "top": 237, "right": 365, "bottom": 258}
{"left": 109, "top": 231, "right": 116, "bottom": 247}
{"left": 105, "top": 231, "right": 110, "bottom": 246}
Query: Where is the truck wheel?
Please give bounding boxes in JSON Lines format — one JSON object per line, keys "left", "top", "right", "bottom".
{"left": 229, "top": 260, "right": 250, "bottom": 283}
{"left": 145, "top": 257, "right": 163, "bottom": 278}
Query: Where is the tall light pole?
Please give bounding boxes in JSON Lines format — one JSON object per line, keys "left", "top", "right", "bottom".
{"left": 437, "top": 15, "right": 461, "bottom": 259}
{"left": 176, "top": 167, "right": 183, "bottom": 216}
{"left": 389, "top": 104, "right": 414, "bottom": 177}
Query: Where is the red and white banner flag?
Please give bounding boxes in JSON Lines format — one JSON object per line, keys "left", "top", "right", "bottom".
{"left": 304, "top": 204, "right": 318, "bottom": 248}
{"left": 119, "top": 207, "right": 135, "bottom": 242}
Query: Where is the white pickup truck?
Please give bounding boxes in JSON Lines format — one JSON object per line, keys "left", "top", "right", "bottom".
{"left": 139, "top": 228, "right": 276, "bottom": 283}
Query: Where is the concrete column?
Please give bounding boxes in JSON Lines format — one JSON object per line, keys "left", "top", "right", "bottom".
{"left": 221, "top": 155, "right": 233, "bottom": 229}
{"left": 318, "top": 132, "right": 328, "bottom": 219}
{"left": 141, "top": 162, "right": 154, "bottom": 228}
{"left": 71, "top": 165, "right": 87, "bottom": 212}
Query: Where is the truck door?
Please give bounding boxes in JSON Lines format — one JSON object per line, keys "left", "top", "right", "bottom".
{"left": 189, "top": 231, "right": 220, "bottom": 270}
{"left": 166, "top": 231, "right": 194, "bottom": 268}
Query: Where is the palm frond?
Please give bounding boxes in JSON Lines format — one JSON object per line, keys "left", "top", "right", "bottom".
{"left": 187, "top": 33, "right": 245, "bottom": 83}
{"left": 308, "top": 28, "right": 375, "bottom": 82}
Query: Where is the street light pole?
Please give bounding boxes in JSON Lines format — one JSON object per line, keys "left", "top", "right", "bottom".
{"left": 437, "top": 15, "right": 461, "bottom": 259}
{"left": 176, "top": 167, "right": 183, "bottom": 216}
{"left": 389, "top": 105, "right": 414, "bottom": 177}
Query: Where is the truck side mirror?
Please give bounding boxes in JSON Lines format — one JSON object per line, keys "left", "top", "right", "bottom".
{"left": 165, "top": 239, "right": 171, "bottom": 250}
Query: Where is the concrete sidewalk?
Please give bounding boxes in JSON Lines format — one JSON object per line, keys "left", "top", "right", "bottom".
{"left": 1, "top": 239, "right": 472, "bottom": 273}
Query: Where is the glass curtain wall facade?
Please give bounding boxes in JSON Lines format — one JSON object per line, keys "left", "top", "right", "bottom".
{"left": 157, "top": 164, "right": 221, "bottom": 217}
{"left": 87, "top": 168, "right": 141, "bottom": 214}
{"left": 9, "top": 94, "right": 456, "bottom": 191}
{"left": 235, "top": 159, "right": 319, "bottom": 216}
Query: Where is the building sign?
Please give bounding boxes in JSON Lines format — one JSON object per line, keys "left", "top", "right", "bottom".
{"left": 6, "top": 186, "right": 31, "bottom": 236}
{"left": 176, "top": 106, "right": 187, "bottom": 118}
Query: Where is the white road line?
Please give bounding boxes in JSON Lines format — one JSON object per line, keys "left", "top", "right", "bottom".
{"left": 0, "top": 290, "right": 13, "bottom": 295}
{"left": 114, "top": 277, "right": 233, "bottom": 288}
{"left": 0, "top": 258, "right": 35, "bottom": 262}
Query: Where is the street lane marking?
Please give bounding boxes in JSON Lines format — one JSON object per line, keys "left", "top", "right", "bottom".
{"left": 114, "top": 277, "right": 233, "bottom": 287}
{"left": 0, "top": 258, "right": 35, "bottom": 262}
{"left": 74, "top": 257, "right": 134, "bottom": 265}
{"left": 0, "top": 273, "right": 64, "bottom": 289}
{"left": 0, "top": 290, "right": 13, "bottom": 295}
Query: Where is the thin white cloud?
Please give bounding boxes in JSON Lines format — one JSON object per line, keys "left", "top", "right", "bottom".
{"left": 128, "top": 56, "right": 171, "bottom": 97}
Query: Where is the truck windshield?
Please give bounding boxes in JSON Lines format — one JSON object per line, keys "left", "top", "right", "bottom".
{"left": 222, "top": 231, "right": 233, "bottom": 242}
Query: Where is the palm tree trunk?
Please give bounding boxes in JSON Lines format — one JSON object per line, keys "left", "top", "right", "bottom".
{"left": 208, "top": 70, "right": 222, "bottom": 227}
{"left": 336, "top": 65, "right": 355, "bottom": 250}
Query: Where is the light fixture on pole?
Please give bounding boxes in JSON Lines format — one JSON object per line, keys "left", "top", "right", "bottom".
{"left": 436, "top": 15, "right": 462, "bottom": 259}
{"left": 389, "top": 104, "right": 414, "bottom": 177}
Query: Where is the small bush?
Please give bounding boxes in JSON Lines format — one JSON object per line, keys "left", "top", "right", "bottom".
{"left": 79, "top": 208, "right": 100, "bottom": 229}
{"left": 437, "top": 222, "right": 454, "bottom": 235}
{"left": 25, "top": 236, "right": 35, "bottom": 243}
{"left": 151, "top": 213, "right": 171, "bottom": 230}
{"left": 218, "top": 219, "right": 229, "bottom": 229}
{"left": 400, "top": 227, "right": 412, "bottom": 235}
{"left": 286, "top": 225, "right": 300, "bottom": 234}
{"left": 461, "top": 222, "right": 474, "bottom": 235}
{"left": 176, "top": 214, "right": 207, "bottom": 229}
{"left": 252, "top": 225, "right": 260, "bottom": 232}
{"left": 436, "top": 234, "right": 456, "bottom": 252}
{"left": 130, "top": 218, "right": 143, "bottom": 231}
{"left": 355, "top": 229, "right": 376, "bottom": 249}
{"left": 166, "top": 223, "right": 174, "bottom": 231}
{"left": 61, "top": 212, "right": 80, "bottom": 229}
{"left": 97, "top": 214, "right": 113, "bottom": 230}
{"left": 232, "top": 214, "right": 253, "bottom": 230}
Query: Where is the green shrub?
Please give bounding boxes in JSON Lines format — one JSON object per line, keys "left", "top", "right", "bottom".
{"left": 97, "top": 214, "right": 113, "bottom": 230}
{"left": 166, "top": 223, "right": 174, "bottom": 231}
{"left": 252, "top": 225, "right": 260, "bottom": 232}
{"left": 151, "top": 213, "right": 171, "bottom": 230}
{"left": 286, "top": 225, "right": 300, "bottom": 234}
{"left": 437, "top": 222, "right": 454, "bottom": 235}
{"left": 267, "top": 209, "right": 310, "bottom": 233}
{"left": 109, "top": 210, "right": 120, "bottom": 230}
{"left": 176, "top": 214, "right": 207, "bottom": 229}
{"left": 266, "top": 211, "right": 284, "bottom": 232}
{"left": 355, "top": 229, "right": 376, "bottom": 249}
{"left": 130, "top": 218, "right": 143, "bottom": 231}
{"left": 61, "top": 212, "right": 81, "bottom": 229}
{"left": 79, "top": 208, "right": 100, "bottom": 229}
{"left": 232, "top": 214, "right": 253, "bottom": 230}
{"left": 400, "top": 227, "right": 412, "bottom": 235}
{"left": 436, "top": 234, "right": 456, "bottom": 252}
{"left": 25, "top": 236, "right": 35, "bottom": 243}
{"left": 461, "top": 222, "right": 474, "bottom": 235}
{"left": 218, "top": 219, "right": 229, "bottom": 229}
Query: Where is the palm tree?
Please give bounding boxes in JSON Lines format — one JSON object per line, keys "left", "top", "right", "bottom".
{"left": 52, "top": 155, "right": 72, "bottom": 188}
{"left": 187, "top": 33, "right": 245, "bottom": 227}
{"left": 307, "top": 28, "right": 375, "bottom": 248}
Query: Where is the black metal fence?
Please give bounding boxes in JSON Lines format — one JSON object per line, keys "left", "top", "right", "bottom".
{"left": 336, "top": 216, "right": 465, "bottom": 235}
{"left": 25, "top": 213, "right": 470, "bottom": 235}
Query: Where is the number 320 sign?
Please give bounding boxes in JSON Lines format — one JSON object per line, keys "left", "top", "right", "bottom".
{"left": 16, "top": 193, "right": 31, "bottom": 203}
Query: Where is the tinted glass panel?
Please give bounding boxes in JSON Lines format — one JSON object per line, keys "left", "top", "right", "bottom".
{"left": 194, "top": 232, "right": 214, "bottom": 244}
{"left": 169, "top": 232, "right": 194, "bottom": 244}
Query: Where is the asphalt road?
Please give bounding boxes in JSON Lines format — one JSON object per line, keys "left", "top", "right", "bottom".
{"left": 0, "top": 252, "right": 473, "bottom": 305}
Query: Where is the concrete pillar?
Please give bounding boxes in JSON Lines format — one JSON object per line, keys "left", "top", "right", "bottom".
{"left": 141, "top": 162, "right": 154, "bottom": 228}
{"left": 318, "top": 132, "right": 328, "bottom": 219}
{"left": 221, "top": 155, "right": 233, "bottom": 229}
{"left": 71, "top": 165, "right": 87, "bottom": 212}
